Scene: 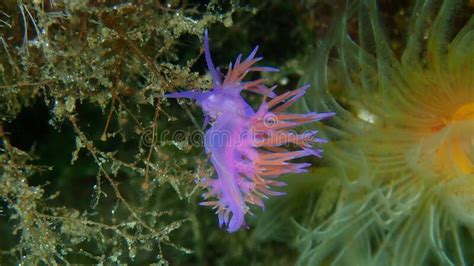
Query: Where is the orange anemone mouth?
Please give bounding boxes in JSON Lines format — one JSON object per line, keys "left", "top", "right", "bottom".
{"left": 433, "top": 102, "right": 474, "bottom": 175}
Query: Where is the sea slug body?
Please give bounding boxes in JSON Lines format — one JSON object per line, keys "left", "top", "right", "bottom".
{"left": 166, "top": 30, "right": 333, "bottom": 232}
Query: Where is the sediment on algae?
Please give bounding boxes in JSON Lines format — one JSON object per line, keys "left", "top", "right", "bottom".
{"left": 0, "top": 0, "right": 331, "bottom": 264}
{"left": 0, "top": 0, "right": 238, "bottom": 264}
{"left": 295, "top": 0, "right": 474, "bottom": 265}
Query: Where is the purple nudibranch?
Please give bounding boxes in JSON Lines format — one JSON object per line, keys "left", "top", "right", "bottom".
{"left": 165, "top": 29, "right": 334, "bottom": 232}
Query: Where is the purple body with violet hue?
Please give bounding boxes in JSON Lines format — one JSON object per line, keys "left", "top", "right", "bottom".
{"left": 165, "top": 30, "right": 334, "bottom": 232}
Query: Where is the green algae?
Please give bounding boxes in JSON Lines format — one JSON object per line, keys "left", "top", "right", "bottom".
{"left": 0, "top": 0, "right": 240, "bottom": 263}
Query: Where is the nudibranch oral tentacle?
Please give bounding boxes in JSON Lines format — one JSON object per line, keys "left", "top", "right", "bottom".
{"left": 165, "top": 29, "right": 333, "bottom": 232}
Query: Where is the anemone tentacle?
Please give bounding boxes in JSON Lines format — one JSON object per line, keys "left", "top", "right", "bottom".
{"left": 297, "top": 0, "right": 474, "bottom": 264}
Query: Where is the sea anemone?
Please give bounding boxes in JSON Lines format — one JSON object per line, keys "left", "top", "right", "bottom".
{"left": 166, "top": 30, "right": 333, "bottom": 232}
{"left": 297, "top": 0, "right": 474, "bottom": 264}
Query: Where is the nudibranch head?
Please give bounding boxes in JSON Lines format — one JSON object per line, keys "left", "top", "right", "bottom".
{"left": 166, "top": 30, "right": 333, "bottom": 232}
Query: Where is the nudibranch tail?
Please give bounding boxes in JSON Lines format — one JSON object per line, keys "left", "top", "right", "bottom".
{"left": 166, "top": 29, "right": 333, "bottom": 232}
